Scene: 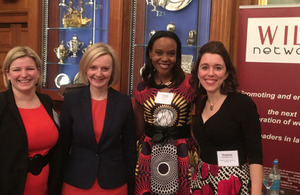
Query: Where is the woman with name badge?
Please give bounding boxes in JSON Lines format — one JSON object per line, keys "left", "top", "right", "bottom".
{"left": 189, "top": 41, "right": 263, "bottom": 194}
{"left": 134, "top": 30, "right": 198, "bottom": 195}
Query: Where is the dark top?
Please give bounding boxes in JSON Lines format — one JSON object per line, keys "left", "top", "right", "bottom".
{"left": 193, "top": 93, "right": 263, "bottom": 165}
{"left": 60, "top": 86, "right": 137, "bottom": 194}
{"left": 0, "top": 87, "right": 63, "bottom": 195}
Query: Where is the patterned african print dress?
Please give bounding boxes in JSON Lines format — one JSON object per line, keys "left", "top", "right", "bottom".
{"left": 135, "top": 77, "right": 198, "bottom": 195}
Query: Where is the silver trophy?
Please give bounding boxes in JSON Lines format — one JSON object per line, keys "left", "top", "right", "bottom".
{"left": 186, "top": 30, "right": 196, "bottom": 46}
{"left": 67, "top": 34, "right": 84, "bottom": 57}
{"left": 166, "top": 22, "right": 175, "bottom": 32}
{"left": 54, "top": 40, "right": 70, "bottom": 64}
{"left": 59, "top": 0, "right": 68, "bottom": 7}
{"left": 82, "top": 40, "right": 93, "bottom": 54}
{"left": 149, "top": 30, "right": 156, "bottom": 38}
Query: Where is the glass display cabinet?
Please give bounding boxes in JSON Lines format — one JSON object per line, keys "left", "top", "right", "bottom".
{"left": 41, "top": 0, "right": 110, "bottom": 89}
{"left": 128, "top": 0, "right": 211, "bottom": 96}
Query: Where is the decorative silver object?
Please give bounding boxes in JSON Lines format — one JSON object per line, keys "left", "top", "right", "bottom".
{"left": 55, "top": 73, "right": 71, "bottom": 88}
{"left": 149, "top": 30, "right": 156, "bottom": 38}
{"left": 82, "top": 40, "right": 93, "bottom": 54}
{"left": 166, "top": 22, "right": 175, "bottom": 32}
{"left": 159, "top": 0, "right": 168, "bottom": 8}
{"left": 73, "top": 72, "right": 82, "bottom": 84}
{"left": 146, "top": 0, "right": 165, "bottom": 16}
{"left": 149, "top": 0, "right": 159, "bottom": 11}
{"left": 146, "top": 0, "right": 192, "bottom": 12}
{"left": 59, "top": 0, "right": 68, "bottom": 7}
{"left": 67, "top": 34, "right": 84, "bottom": 57}
{"left": 181, "top": 55, "right": 193, "bottom": 74}
{"left": 186, "top": 30, "right": 196, "bottom": 46}
{"left": 164, "top": 0, "right": 193, "bottom": 11}
{"left": 54, "top": 40, "right": 70, "bottom": 64}
{"left": 86, "top": 0, "right": 94, "bottom": 5}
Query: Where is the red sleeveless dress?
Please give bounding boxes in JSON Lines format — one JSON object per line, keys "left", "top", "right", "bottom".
{"left": 19, "top": 104, "right": 58, "bottom": 195}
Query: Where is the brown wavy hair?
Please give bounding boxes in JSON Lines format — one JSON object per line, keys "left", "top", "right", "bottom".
{"left": 189, "top": 41, "right": 239, "bottom": 95}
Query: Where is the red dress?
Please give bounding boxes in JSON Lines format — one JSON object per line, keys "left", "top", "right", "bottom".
{"left": 61, "top": 98, "right": 127, "bottom": 195}
{"left": 18, "top": 104, "right": 58, "bottom": 195}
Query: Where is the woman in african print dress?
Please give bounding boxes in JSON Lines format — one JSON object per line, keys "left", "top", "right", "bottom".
{"left": 134, "top": 30, "right": 198, "bottom": 195}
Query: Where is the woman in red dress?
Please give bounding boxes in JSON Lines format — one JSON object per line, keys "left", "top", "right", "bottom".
{"left": 60, "top": 43, "right": 137, "bottom": 195}
{"left": 0, "top": 46, "right": 63, "bottom": 195}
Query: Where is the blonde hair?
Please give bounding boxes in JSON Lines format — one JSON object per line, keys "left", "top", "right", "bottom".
{"left": 2, "top": 46, "right": 42, "bottom": 88}
{"left": 79, "top": 43, "right": 120, "bottom": 87}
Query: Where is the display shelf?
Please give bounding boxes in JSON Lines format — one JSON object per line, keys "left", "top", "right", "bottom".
{"left": 41, "top": 0, "right": 109, "bottom": 89}
{"left": 128, "top": 0, "right": 211, "bottom": 96}
{"left": 46, "top": 27, "right": 106, "bottom": 32}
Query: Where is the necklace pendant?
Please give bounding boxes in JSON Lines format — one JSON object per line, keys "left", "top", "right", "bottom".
{"left": 210, "top": 105, "right": 213, "bottom": 110}
{"left": 164, "top": 81, "right": 172, "bottom": 86}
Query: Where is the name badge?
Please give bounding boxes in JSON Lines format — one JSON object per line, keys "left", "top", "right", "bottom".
{"left": 154, "top": 92, "right": 174, "bottom": 105}
{"left": 217, "top": 150, "right": 239, "bottom": 167}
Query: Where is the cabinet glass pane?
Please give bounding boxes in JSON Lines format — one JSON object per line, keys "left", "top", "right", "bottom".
{"left": 42, "top": 0, "right": 109, "bottom": 89}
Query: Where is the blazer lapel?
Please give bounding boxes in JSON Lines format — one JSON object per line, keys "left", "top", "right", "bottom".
{"left": 81, "top": 87, "right": 98, "bottom": 147}
{"left": 37, "top": 93, "right": 52, "bottom": 117}
{"left": 6, "top": 88, "right": 27, "bottom": 137}
{"left": 98, "top": 88, "right": 116, "bottom": 146}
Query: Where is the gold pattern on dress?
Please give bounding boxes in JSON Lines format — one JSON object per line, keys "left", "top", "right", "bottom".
{"left": 143, "top": 93, "right": 189, "bottom": 127}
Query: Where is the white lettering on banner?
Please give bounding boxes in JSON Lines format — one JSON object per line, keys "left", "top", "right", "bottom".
{"left": 246, "top": 17, "right": 300, "bottom": 63}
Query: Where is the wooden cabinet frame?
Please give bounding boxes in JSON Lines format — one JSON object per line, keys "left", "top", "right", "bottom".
{"left": 0, "top": 0, "right": 41, "bottom": 91}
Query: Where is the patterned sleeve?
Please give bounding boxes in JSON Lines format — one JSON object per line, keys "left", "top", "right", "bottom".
{"left": 173, "top": 75, "right": 196, "bottom": 103}
{"left": 134, "top": 81, "right": 146, "bottom": 105}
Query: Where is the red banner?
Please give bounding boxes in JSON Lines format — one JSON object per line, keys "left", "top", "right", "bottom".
{"left": 237, "top": 5, "right": 300, "bottom": 192}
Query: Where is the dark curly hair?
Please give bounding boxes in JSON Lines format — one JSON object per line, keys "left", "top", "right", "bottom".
{"left": 142, "top": 30, "right": 185, "bottom": 88}
{"left": 189, "top": 41, "right": 239, "bottom": 95}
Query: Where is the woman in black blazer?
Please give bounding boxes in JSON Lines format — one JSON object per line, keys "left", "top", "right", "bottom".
{"left": 0, "top": 46, "right": 63, "bottom": 195}
{"left": 60, "top": 43, "right": 137, "bottom": 195}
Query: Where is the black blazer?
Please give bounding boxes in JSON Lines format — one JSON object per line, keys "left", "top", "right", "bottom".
{"left": 60, "top": 86, "right": 137, "bottom": 194}
{"left": 0, "top": 87, "right": 63, "bottom": 195}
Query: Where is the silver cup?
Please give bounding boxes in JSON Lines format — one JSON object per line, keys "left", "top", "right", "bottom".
{"left": 186, "top": 30, "right": 196, "bottom": 46}
{"left": 67, "top": 34, "right": 84, "bottom": 57}
{"left": 82, "top": 40, "right": 93, "bottom": 54}
{"left": 54, "top": 40, "right": 70, "bottom": 64}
